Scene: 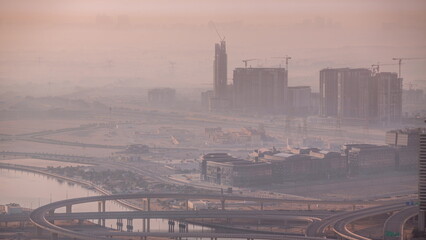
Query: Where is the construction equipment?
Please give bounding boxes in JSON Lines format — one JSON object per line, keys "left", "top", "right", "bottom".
{"left": 392, "top": 57, "right": 425, "bottom": 78}
{"left": 211, "top": 21, "right": 225, "bottom": 42}
{"left": 242, "top": 59, "right": 258, "bottom": 68}
{"left": 272, "top": 56, "right": 292, "bottom": 70}
{"left": 371, "top": 62, "right": 399, "bottom": 74}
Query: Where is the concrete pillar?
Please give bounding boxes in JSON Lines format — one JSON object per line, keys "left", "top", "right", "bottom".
{"left": 143, "top": 219, "right": 146, "bottom": 232}
{"left": 98, "top": 201, "right": 102, "bottom": 225}
{"left": 102, "top": 200, "right": 106, "bottom": 212}
{"left": 308, "top": 204, "right": 311, "bottom": 211}
{"left": 221, "top": 199, "right": 225, "bottom": 210}
{"left": 126, "top": 218, "right": 133, "bottom": 232}
{"left": 186, "top": 199, "right": 189, "bottom": 211}
{"left": 117, "top": 218, "right": 123, "bottom": 231}
{"left": 147, "top": 198, "right": 151, "bottom": 211}
{"left": 147, "top": 218, "right": 150, "bottom": 232}
{"left": 66, "top": 205, "right": 72, "bottom": 213}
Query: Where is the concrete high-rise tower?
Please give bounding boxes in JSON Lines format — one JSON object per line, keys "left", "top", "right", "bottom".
{"left": 373, "top": 72, "right": 402, "bottom": 123}
{"left": 419, "top": 129, "right": 426, "bottom": 232}
{"left": 213, "top": 40, "right": 227, "bottom": 99}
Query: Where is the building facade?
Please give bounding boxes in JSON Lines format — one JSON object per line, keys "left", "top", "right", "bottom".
{"left": 419, "top": 130, "right": 426, "bottom": 232}
{"left": 386, "top": 128, "right": 424, "bottom": 169}
{"left": 320, "top": 68, "right": 402, "bottom": 123}
{"left": 373, "top": 72, "right": 402, "bottom": 123}
{"left": 200, "top": 153, "right": 272, "bottom": 186}
{"left": 233, "top": 67, "right": 288, "bottom": 114}
{"left": 213, "top": 40, "right": 227, "bottom": 99}
{"left": 342, "top": 144, "right": 396, "bottom": 175}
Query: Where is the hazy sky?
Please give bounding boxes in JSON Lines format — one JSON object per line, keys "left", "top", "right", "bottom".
{"left": 1, "top": 0, "right": 425, "bottom": 94}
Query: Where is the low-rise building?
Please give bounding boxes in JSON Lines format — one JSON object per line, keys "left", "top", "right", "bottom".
{"left": 200, "top": 153, "right": 272, "bottom": 186}
{"left": 5, "top": 203, "right": 23, "bottom": 215}
{"left": 386, "top": 128, "right": 425, "bottom": 169}
{"left": 342, "top": 144, "right": 395, "bottom": 175}
{"left": 187, "top": 200, "right": 209, "bottom": 210}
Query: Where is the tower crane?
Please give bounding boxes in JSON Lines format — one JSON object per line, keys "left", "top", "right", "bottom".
{"left": 212, "top": 21, "right": 225, "bottom": 42}
{"left": 371, "top": 62, "right": 399, "bottom": 74}
{"left": 392, "top": 57, "right": 425, "bottom": 78}
{"left": 242, "top": 59, "right": 258, "bottom": 68}
{"left": 272, "top": 56, "right": 292, "bottom": 70}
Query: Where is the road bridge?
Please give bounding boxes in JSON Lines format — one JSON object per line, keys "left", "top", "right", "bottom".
{"left": 30, "top": 193, "right": 341, "bottom": 240}
{"left": 383, "top": 206, "right": 418, "bottom": 240}
{"left": 331, "top": 203, "right": 406, "bottom": 240}
{"left": 306, "top": 202, "right": 406, "bottom": 238}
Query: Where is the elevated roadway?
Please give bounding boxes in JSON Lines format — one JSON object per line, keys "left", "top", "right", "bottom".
{"left": 30, "top": 193, "right": 339, "bottom": 240}
{"left": 383, "top": 206, "right": 418, "bottom": 240}
{"left": 306, "top": 202, "right": 406, "bottom": 239}
{"left": 331, "top": 202, "right": 406, "bottom": 240}
{"left": 1, "top": 210, "right": 329, "bottom": 222}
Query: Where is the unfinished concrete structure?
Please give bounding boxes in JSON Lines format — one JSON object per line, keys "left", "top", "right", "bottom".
{"left": 320, "top": 68, "right": 372, "bottom": 121}
{"left": 233, "top": 67, "right": 288, "bottom": 114}
{"left": 209, "top": 40, "right": 230, "bottom": 111}
{"left": 372, "top": 72, "right": 402, "bottom": 123}
{"left": 319, "top": 68, "right": 402, "bottom": 124}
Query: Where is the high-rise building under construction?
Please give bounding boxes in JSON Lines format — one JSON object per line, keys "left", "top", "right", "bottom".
{"left": 213, "top": 40, "right": 227, "bottom": 99}
{"left": 209, "top": 40, "right": 229, "bottom": 111}
{"left": 319, "top": 68, "right": 402, "bottom": 123}
{"left": 419, "top": 130, "right": 426, "bottom": 232}
{"left": 233, "top": 67, "right": 288, "bottom": 114}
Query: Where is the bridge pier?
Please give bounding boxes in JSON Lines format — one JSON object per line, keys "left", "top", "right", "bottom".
{"left": 147, "top": 218, "right": 150, "bottom": 232}
{"left": 147, "top": 198, "right": 151, "bottom": 211}
{"left": 117, "top": 218, "right": 123, "bottom": 231}
{"left": 168, "top": 220, "right": 175, "bottom": 232}
{"left": 143, "top": 219, "right": 146, "bottom": 232}
{"left": 66, "top": 204, "right": 72, "bottom": 213}
{"left": 126, "top": 218, "right": 133, "bottom": 232}
{"left": 178, "top": 222, "right": 188, "bottom": 233}
{"left": 98, "top": 200, "right": 106, "bottom": 226}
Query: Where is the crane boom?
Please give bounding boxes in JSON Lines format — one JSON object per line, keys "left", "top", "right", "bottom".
{"left": 392, "top": 57, "right": 425, "bottom": 78}
{"left": 242, "top": 59, "right": 258, "bottom": 68}
{"left": 211, "top": 22, "right": 224, "bottom": 42}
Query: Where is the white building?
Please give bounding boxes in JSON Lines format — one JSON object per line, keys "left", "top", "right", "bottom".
{"left": 5, "top": 203, "right": 23, "bottom": 214}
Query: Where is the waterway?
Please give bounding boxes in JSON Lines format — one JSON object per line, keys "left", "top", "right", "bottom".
{"left": 0, "top": 160, "right": 210, "bottom": 233}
